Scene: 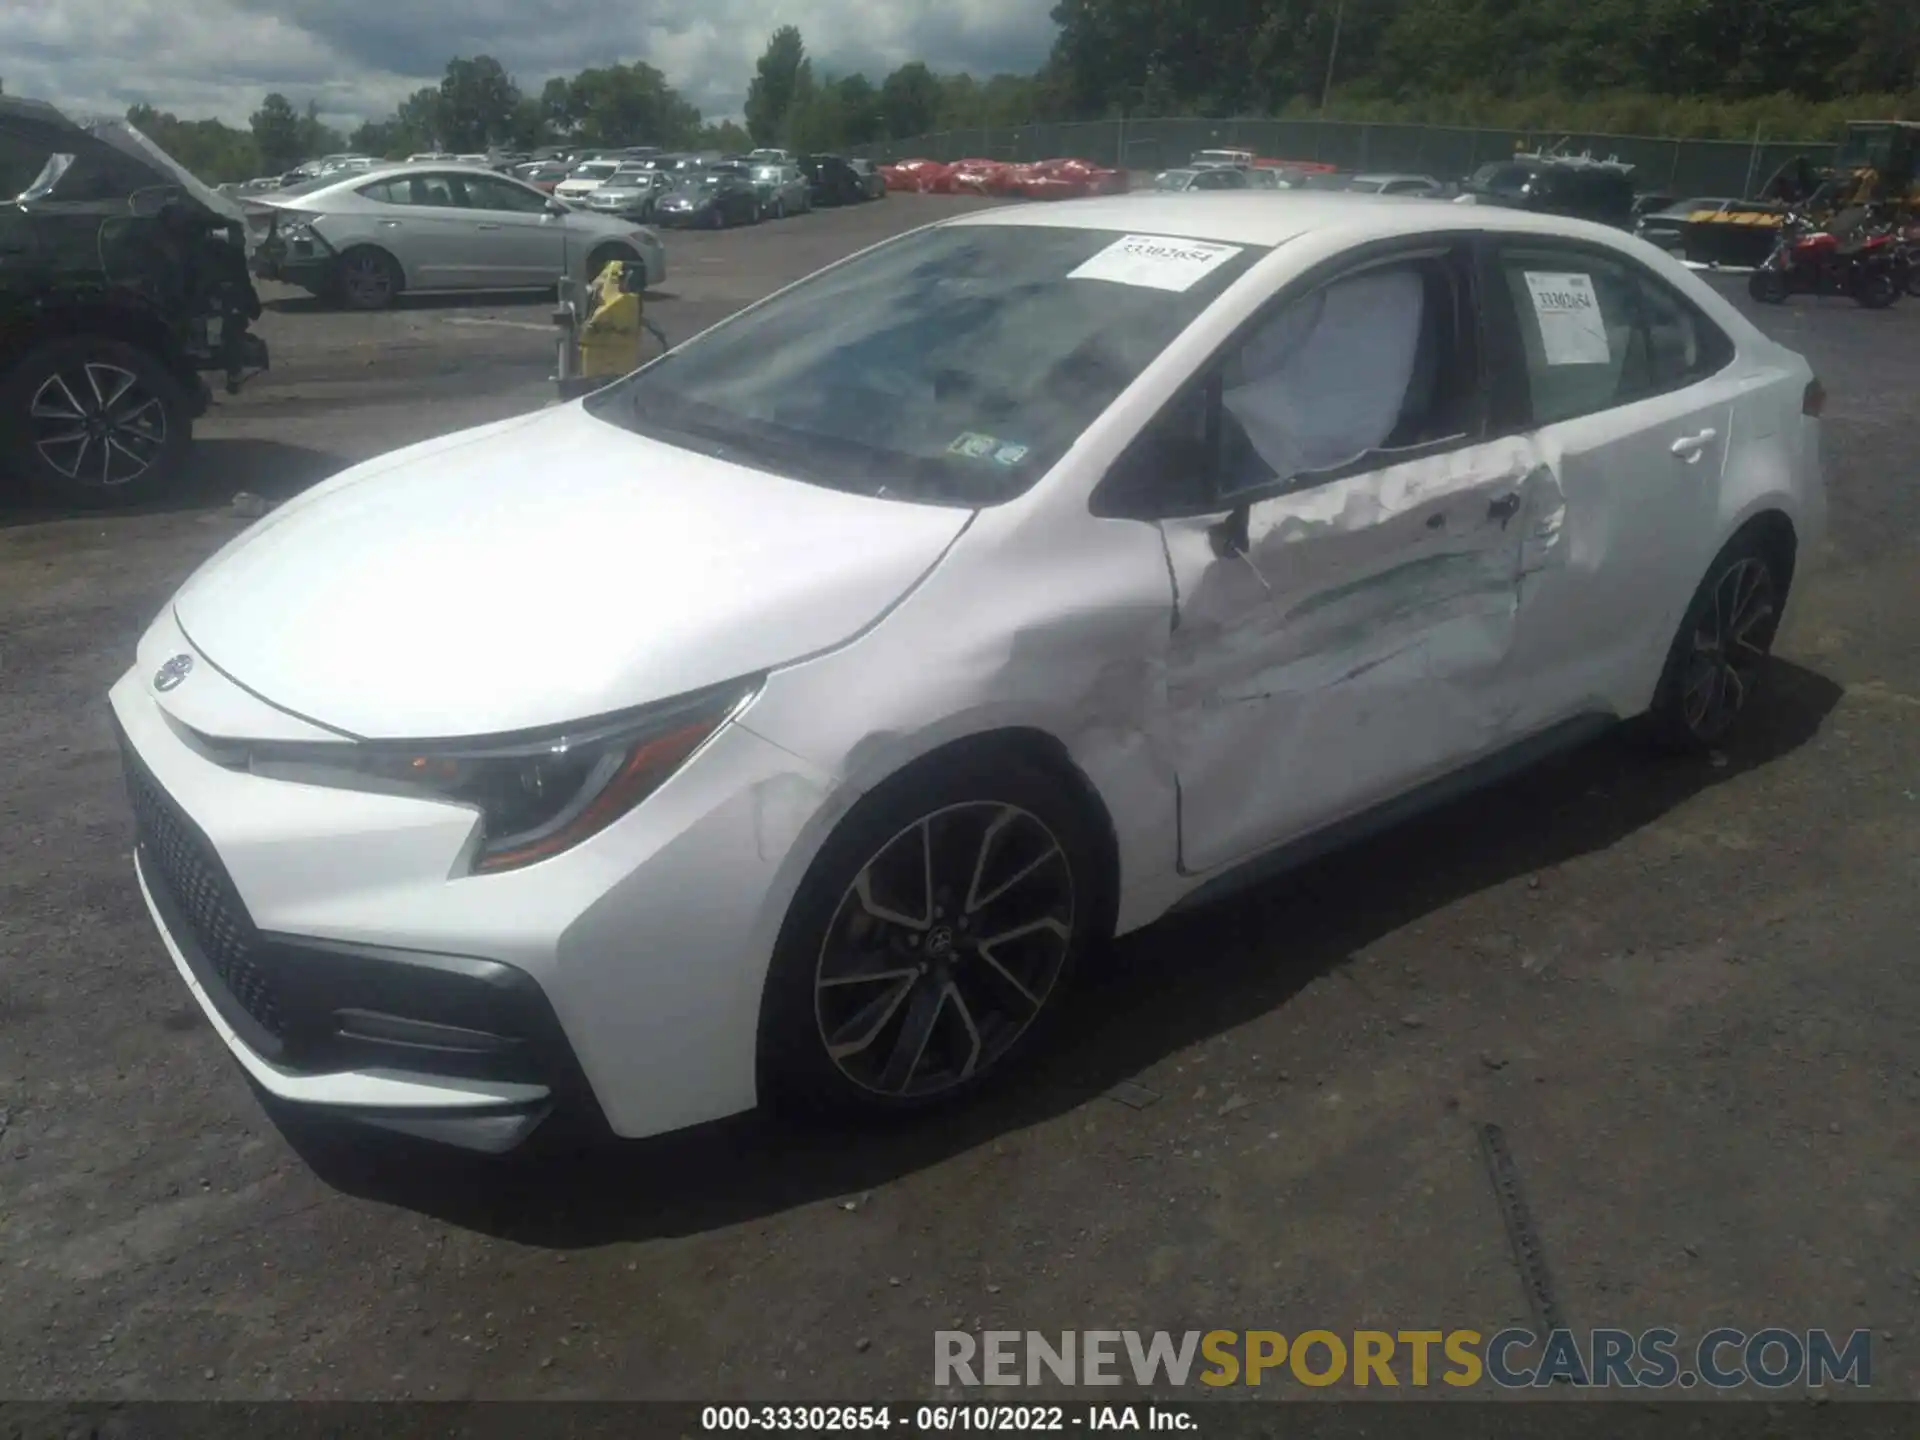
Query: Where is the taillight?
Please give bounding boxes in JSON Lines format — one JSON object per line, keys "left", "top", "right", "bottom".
{"left": 1803, "top": 378, "right": 1827, "bottom": 417}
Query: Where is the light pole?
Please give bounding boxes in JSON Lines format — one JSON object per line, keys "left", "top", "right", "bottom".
{"left": 1320, "top": 0, "right": 1345, "bottom": 114}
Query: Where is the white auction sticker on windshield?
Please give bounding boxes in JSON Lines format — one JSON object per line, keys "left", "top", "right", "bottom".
{"left": 1523, "top": 271, "right": 1611, "bottom": 366}
{"left": 1069, "top": 234, "right": 1244, "bottom": 292}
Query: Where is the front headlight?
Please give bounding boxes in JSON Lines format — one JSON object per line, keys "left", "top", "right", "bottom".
{"left": 228, "top": 678, "right": 759, "bottom": 873}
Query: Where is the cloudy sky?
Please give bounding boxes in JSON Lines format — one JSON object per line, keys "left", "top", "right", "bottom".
{"left": 3, "top": 0, "right": 1060, "bottom": 130}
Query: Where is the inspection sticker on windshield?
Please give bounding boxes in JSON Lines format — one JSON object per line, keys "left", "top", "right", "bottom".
{"left": 948, "top": 432, "right": 1000, "bottom": 459}
{"left": 1069, "top": 234, "right": 1244, "bottom": 292}
{"left": 1523, "top": 271, "right": 1611, "bottom": 366}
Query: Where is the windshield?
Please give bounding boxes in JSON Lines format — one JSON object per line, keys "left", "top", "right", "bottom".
{"left": 574, "top": 162, "right": 619, "bottom": 180}
{"left": 584, "top": 223, "right": 1267, "bottom": 507}
{"left": 1347, "top": 178, "right": 1387, "bottom": 193}
{"left": 1154, "top": 171, "right": 1194, "bottom": 189}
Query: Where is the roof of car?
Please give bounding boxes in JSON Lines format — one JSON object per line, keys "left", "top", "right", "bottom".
{"left": 1351, "top": 173, "right": 1435, "bottom": 184}
{"left": 273, "top": 160, "right": 516, "bottom": 199}
{"left": 948, "top": 192, "right": 1647, "bottom": 250}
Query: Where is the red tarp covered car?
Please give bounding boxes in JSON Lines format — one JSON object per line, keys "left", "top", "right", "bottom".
{"left": 1016, "top": 157, "right": 1129, "bottom": 200}
{"left": 878, "top": 158, "right": 948, "bottom": 192}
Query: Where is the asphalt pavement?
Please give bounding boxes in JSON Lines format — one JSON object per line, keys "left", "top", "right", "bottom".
{"left": 0, "top": 193, "right": 1916, "bottom": 1402}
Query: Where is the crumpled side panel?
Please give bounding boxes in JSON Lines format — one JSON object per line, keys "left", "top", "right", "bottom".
{"left": 1160, "top": 436, "right": 1565, "bottom": 875}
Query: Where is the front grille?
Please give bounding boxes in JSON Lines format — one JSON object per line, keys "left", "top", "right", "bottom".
{"left": 122, "top": 744, "right": 285, "bottom": 1039}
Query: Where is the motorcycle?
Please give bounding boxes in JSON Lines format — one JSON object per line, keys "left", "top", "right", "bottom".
{"left": 1747, "top": 209, "right": 1904, "bottom": 309}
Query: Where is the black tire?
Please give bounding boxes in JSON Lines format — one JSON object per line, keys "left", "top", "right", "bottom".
{"left": 1646, "top": 529, "right": 1789, "bottom": 753}
{"left": 585, "top": 244, "right": 636, "bottom": 282}
{"left": 773, "top": 198, "right": 786, "bottom": 220}
{"left": 0, "top": 336, "right": 193, "bottom": 507}
{"left": 756, "top": 750, "right": 1104, "bottom": 1120}
{"left": 1853, "top": 265, "right": 1898, "bottom": 309}
{"left": 334, "top": 246, "right": 402, "bottom": 311}
{"left": 1748, "top": 268, "right": 1788, "bottom": 304}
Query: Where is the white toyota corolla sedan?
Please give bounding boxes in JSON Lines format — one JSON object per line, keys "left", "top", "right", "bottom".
{"left": 111, "top": 194, "right": 1825, "bottom": 1154}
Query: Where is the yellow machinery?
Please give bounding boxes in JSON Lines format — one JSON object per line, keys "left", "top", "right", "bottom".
{"left": 1683, "top": 121, "right": 1920, "bottom": 266}
{"left": 553, "top": 257, "right": 667, "bottom": 400}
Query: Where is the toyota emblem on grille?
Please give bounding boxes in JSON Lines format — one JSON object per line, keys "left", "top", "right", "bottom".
{"left": 153, "top": 654, "right": 194, "bottom": 691}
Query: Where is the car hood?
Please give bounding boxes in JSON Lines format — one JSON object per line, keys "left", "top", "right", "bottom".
{"left": 170, "top": 405, "right": 974, "bottom": 740}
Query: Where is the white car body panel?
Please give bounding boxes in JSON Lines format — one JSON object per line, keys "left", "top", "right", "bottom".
{"left": 111, "top": 193, "right": 1825, "bottom": 1146}
{"left": 169, "top": 406, "right": 974, "bottom": 739}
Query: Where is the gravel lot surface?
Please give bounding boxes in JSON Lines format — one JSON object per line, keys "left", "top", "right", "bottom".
{"left": 1, "top": 192, "right": 1916, "bottom": 1402}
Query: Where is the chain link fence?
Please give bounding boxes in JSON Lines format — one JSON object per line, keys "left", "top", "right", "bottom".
{"left": 852, "top": 117, "right": 1832, "bottom": 198}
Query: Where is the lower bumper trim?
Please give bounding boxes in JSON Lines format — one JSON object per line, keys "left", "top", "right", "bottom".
{"left": 350, "top": 1103, "right": 555, "bottom": 1154}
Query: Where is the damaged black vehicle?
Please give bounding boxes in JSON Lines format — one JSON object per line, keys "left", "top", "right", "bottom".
{"left": 1, "top": 97, "right": 267, "bottom": 506}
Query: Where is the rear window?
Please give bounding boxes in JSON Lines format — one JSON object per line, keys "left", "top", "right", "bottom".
{"left": 1472, "top": 163, "right": 1535, "bottom": 195}
{"left": 586, "top": 223, "right": 1268, "bottom": 506}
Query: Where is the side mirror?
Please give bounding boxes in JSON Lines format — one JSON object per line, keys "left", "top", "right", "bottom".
{"left": 546, "top": 198, "right": 568, "bottom": 216}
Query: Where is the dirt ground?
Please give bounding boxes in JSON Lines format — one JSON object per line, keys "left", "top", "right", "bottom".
{"left": 0, "top": 193, "right": 1916, "bottom": 1403}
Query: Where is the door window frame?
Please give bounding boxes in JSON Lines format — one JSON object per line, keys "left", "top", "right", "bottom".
{"left": 1479, "top": 235, "right": 1739, "bottom": 433}
{"left": 1091, "top": 231, "right": 1493, "bottom": 522}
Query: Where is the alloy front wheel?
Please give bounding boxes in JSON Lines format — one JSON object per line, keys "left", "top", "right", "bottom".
{"left": 759, "top": 754, "right": 1101, "bottom": 1118}
{"left": 815, "top": 803, "right": 1074, "bottom": 1099}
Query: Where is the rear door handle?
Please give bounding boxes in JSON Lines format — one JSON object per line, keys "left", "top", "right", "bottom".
{"left": 377, "top": 219, "right": 401, "bottom": 228}
{"left": 476, "top": 223, "right": 501, "bottom": 231}
{"left": 1671, "top": 428, "right": 1719, "bottom": 461}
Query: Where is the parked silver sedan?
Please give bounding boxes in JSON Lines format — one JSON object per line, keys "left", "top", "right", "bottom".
{"left": 247, "top": 162, "right": 666, "bottom": 310}
{"left": 583, "top": 165, "right": 674, "bottom": 221}
{"left": 750, "top": 162, "right": 812, "bottom": 218}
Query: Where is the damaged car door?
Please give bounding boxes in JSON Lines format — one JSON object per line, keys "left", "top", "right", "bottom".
{"left": 1481, "top": 240, "right": 1736, "bottom": 729}
{"left": 1127, "top": 241, "right": 1557, "bottom": 875}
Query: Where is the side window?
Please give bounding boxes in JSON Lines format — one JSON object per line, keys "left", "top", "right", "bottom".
{"left": 1637, "top": 272, "right": 1735, "bottom": 389}
{"left": 1097, "top": 251, "right": 1478, "bottom": 519}
{"left": 406, "top": 173, "right": 462, "bottom": 208}
{"left": 0, "top": 131, "right": 51, "bottom": 198}
{"left": 1214, "top": 254, "right": 1474, "bottom": 495}
{"left": 461, "top": 176, "right": 550, "bottom": 213}
{"left": 1496, "top": 246, "right": 1652, "bottom": 424}
{"left": 357, "top": 178, "right": 408, "bottom": 205}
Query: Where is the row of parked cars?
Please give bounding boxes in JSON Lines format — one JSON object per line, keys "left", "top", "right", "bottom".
{"left": 512, "top": 147, "right": 886, "bottom": 227}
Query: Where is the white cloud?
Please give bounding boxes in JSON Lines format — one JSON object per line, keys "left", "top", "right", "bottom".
{"left": 2, "top": 0, "right": 1057, "bottom": 130}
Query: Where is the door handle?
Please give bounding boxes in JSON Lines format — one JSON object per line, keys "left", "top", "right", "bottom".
{"left": 1487, "top": 492, "right": 1522, "bottom": 528}
{"left": 377, "top": 219, "right": 401, "bottom": 228}
{"left": 1670, "top": 428, "right": 1718, "bottom": 461}
{"left": 476, "top": 223, "right": 501, "bottom": 230}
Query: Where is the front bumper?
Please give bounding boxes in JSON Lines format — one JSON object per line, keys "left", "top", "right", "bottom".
{"left": 654, "top": 207, "right": 707, "bottom": 227}
{"left": 107, "top": 634, "right": 843, "bottom": 1153}
{"left": 120, "top": 719, "right": 603, "bottom": 1153}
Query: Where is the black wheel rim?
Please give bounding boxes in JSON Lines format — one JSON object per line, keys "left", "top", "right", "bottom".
{"left": 29, "top": 362, "right": 167, "bottom": 488}
{"left": 814, "top": 802, "right": 1075, "bottom": 1099}
{"left": 343, "top": 253, "right": 392, "bottom": 306}
{"left": 1680, "top": 556, "right": 1777, "bottom": 742}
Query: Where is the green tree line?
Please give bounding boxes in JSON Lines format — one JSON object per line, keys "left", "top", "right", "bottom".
{"left": 1047, "top": 0, "right": 1918, "bottom": 137}
{"left": 110, "top": 0, "right": 1920, "bottom": 185}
